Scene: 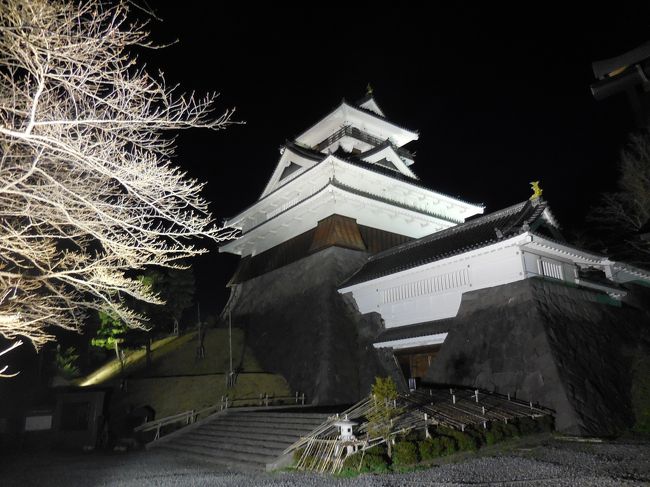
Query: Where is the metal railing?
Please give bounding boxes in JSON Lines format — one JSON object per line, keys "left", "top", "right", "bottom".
{"left": 218, "top": 391, "right": 306, "bottom": 409}
{"left": 315, "top": 126, "right": 414, "bottom": 160}
{"left": 134, "top": 391, "right": 306, "bottom": 442}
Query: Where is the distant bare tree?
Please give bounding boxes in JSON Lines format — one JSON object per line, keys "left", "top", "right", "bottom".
{"left": 588, "top": 129, "right": 650, "bottom": 265}
{"left": 0, "top": 0, "right": 239, "bottom": 375}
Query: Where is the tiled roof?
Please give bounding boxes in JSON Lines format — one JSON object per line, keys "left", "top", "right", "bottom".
{"left": 283, "top": 140, "right": 324, "bottom": 161}
{"left": 285, "top": 142, "right": 481, "bottom": 210}
{"left": 295, "top": 99, "right": 418, "bottom": 141}
{"left": 342, "top": 200, "right": 549, "bottom": 287}
{"left": 235, "top": 144, "right": 480, "bottom": 224}
{"left": 375, "top": 319, "right": 454, "bottom": 343}
{"left": 238, "top": 177, "right": 460, "bottom": 237}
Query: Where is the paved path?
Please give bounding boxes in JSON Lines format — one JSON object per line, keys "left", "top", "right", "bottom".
{"left": 1, "top": 438, "right": 648, "bottom": 486}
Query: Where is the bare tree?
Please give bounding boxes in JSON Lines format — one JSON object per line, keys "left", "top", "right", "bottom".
{"left": 588, "top": 129, "right": 650, "bottom": 265}
{"left": 0, "top": 0, "right": 239, "bottom": 375}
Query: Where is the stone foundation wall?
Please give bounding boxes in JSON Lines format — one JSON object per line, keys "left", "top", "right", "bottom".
{"left": 224, "top": 249, "right": 649, "bottom": 435}
{"left": 425, "top": 278, "right": 650, "bottom": 436}
{"left": 225, "top": 247, "right": 400, "bottom": 405}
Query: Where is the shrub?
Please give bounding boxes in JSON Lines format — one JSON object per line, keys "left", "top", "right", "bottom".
{"left": 516, "top": 417, "right": 540, "bottom": 435}
{"left": 447, "top": 430, "right": 478, "bottom": 452}
{"left": 392, "top": 440, "right": 419, "bottom": 466}
{"left": 363, "top": 450, "right": 390, "bottom": 473}
{"left": 439, "top": 435, "right": 458, "bottom": 455}
{"left": 493, "top": 421, "right": 519, "bottom": 440}
{"left": 292, "top": 448, "right": 304, "bottom": 463}
{"left": 418, "top": 433, "right": 462, "bottom": 460}
{"left": 632, "top": 352, "right": 650, "bottom": 434}
{"left": 418, "top": 438, "right": 438, "bottom": 461}
{"left": 340, "top": 446, "right": 390, "bottom": 474}
{"left": 436, "top": 426, "right": 481, "bottom": 454}
{"left": 54, "top": 345, "right": 80, "bottom": 379}
{"left": 465, "top": 426, "right": 487, "bottom": 448}
{"left": 538, "top": 415, "right": 555, "bottom": 432}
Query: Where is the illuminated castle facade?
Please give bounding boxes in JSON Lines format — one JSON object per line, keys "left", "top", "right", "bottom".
{"left": 220, "top": 95, "right": 650, "bottom": 436}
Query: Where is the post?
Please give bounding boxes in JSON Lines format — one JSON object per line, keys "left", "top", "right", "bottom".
{"left": 145, "top": 338, "right": 152, "bottom": 368}
{"left": 452, "top": 394, "right": 456, "bottom": 404}
{"left": 295, "top": 391, "right": 298, "bottom": 404}
{"left": 228, "top": 310, "right": 233, "bottom": 377}
{"left": 475, "top": 389, "right": 479, "bottom": 403}
{"left": 301, "top": 393, "right": 305, "bottom": 405}
{"left": 264, "top": 393, "right": 269, "bottom": 407}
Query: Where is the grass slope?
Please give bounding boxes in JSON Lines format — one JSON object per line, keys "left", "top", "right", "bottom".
{"left": 77, "top": 328, "right": 291, "bottom": 421}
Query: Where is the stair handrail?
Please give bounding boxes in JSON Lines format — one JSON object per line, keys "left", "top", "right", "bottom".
{"left": 134, "top": 391, "right": 307, "bottom": 443}
{"left": 133, "top": 409, "right": 195, "bottom": 440}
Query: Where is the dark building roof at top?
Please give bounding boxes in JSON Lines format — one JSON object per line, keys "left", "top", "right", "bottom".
{"left": 341, "top": 199, "right": 550, "bottom": 287}
{"left": 284, "top": 140, "right": 324, "bottom": 161}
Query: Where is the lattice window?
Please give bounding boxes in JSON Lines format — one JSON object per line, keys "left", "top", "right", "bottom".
{"left": 538, "top": 258, "right": 564, "bottom": 280}
{"left": 381, "top": 268, "right": 469, "bottom": 304}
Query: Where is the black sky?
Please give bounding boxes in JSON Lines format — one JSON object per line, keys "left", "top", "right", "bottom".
{"left": 140, "top": 3, "right": 650, "bottom": 313}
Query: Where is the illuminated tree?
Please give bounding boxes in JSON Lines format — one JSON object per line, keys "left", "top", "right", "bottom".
{"left": 588, "top": 129, "right": 650, "bottom": 265}
{"left": 0, "top": 0, "right": 239, "bottom": 375}
{"left": 366, "top": 376, "right": 402, "bottom": 458}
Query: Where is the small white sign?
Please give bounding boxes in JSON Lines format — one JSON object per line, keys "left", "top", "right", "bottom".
{"left": 25, "top": 415, "right": 52, "bottom": 431}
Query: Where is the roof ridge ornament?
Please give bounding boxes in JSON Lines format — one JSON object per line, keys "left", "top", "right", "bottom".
{"left": 529, "top": 181, "right": 543, "bottom": 203}
{"left": 366, "top": 83, "right": 374, "bottom": 95}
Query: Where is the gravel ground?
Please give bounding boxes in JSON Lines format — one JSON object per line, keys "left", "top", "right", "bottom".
{"left": 1, "top": 437, "right": 648, "bottom": 486}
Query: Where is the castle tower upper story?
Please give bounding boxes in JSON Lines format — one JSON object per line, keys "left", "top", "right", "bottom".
{"left": 220, "top": 95, "right": 484, "bottom": 259}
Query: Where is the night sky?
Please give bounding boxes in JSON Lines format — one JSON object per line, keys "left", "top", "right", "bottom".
{"left": 140, "top": 4, "right": 650, "bottom": 314}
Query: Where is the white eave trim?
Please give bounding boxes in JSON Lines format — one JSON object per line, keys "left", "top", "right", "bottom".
{"left": 296, "top": 101, "right": 419, "bottom": 148}
{"left": 525, "top": 235, "right": 606, "bottom": 264}
{"left": 225, "top": 154, "right": 483, "bottom": 228}
{"left": 373, "top": 332, "right": 448, "bottom": 350}
{"left": 340, "top": 233, "right": 532, "bottom": 294}
{"left": 221, "top": 180, "right": 459, "bottom": 254}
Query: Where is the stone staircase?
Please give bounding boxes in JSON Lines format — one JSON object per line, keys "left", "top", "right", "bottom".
{"left": 150, "top": 408, "right": 330, "bottom": 470}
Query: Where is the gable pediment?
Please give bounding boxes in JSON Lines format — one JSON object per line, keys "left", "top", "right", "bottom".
{"left": 360, "top": 143, "right": 417, "bottom": 179}
{"left": 358, "top": 96, "right": 385, "bottom": 117}
{"left": 260, "top": 144, "right": 322, "bottom": 198}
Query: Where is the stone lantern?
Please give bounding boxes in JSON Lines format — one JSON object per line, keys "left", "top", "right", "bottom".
{"left": 333, "top": 416, "right": 358, "bottom": 457}
{"left": 334, "top": 416, "right": 357, "bottom": 441}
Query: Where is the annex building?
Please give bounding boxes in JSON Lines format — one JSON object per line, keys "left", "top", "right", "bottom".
{"left": 220, "top": 94, "right": 650, "bottom": 436}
